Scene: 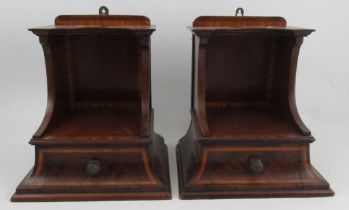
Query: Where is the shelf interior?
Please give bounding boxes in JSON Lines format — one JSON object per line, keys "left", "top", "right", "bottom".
{"left": 38, "top": 33, "right": 145, "bottom": 141}
{"left": 42, "top": 108, "right": 141, "bottom": 140}
{"left": 201, "top": 34, "right": 306, "bottom": 139}
{"left": 206, "top": 108, "right": 302, "bottom": 139}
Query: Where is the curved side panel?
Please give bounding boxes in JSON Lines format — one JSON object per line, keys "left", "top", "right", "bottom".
{"left": 285, "top": 37, "right": 311, "bottom": 136}
{"left": 33, "top": 37, "right": 57, "bottom": 138}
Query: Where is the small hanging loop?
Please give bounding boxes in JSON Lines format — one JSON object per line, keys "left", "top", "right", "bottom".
{"left": 235, "top": 7, "right": 244, "bottom": 16}
{"left": 99, "top": 6, "right": 109, "bottom": 15}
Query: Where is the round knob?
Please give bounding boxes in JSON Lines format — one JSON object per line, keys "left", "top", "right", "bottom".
{"left": 86, "top": 160, "right": 101, "bottom": 176}
{"left": 249, "top": 157, "right": 264, "bottom": 174}
{"left": 99, "top": 6, "right": 109, "bottom": 15}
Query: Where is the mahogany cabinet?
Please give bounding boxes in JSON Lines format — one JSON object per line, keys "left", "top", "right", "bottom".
{"left": 176, "top": 14, "right": 334, "bottom": 199}
{"left": 12, "top": 8, "right": 171, "bottom": 201}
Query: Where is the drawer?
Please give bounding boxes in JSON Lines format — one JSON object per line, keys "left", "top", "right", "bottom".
{"left": 196, "top": 144, "right": 302, "bottom": 188}
{"left": 33, "top": 147, "right": 157, "bottom": 187}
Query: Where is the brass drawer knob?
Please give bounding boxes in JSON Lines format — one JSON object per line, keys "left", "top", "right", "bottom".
{"left": 249, "top": 157, "right": 264, "bottom": 174}
{"left": 86, "top": 160, "right": 101, "bottom": 176}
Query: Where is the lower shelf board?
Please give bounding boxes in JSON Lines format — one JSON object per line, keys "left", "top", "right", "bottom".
{"left": 206, "top": 108, "right": 303, "bottom": 139}
{"left": 42, "top": 108, "right": 141, "bottom": 140}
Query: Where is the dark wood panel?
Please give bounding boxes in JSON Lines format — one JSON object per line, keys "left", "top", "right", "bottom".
{"left": 70, "top": 34, "right": 139, "bottom": 103}
{"left": 206, "top": 35, "right": 272, "bottom": 103}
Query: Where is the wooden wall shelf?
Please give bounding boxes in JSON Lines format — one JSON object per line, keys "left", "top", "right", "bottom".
{"left": 176, "top": 15, "right": 333, "bottom": 199}
{"left": 12, "top": 9, "right": 171, "bottom": 202}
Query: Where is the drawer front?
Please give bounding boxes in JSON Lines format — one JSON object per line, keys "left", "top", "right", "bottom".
{"left": 196, "top": 145, "right": 302, "bottom": 188}
{"left": 33, "top": 147, "right": 157, "bottom": 187}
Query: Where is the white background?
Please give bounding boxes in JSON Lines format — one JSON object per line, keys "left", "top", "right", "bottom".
{"left": 0, "top": 0, "right": 348, "bottom": 209}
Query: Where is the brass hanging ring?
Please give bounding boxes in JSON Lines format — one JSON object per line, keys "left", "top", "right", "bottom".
{"left": 99, "top": 6, "right": 109, "bottom": 15}
{"left": 235, "top": 7, "right": 244, "bottom": 16}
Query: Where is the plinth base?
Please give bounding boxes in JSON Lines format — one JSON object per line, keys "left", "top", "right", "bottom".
{"left": 12, "top": 134, "right": 171, "bottom": 202}
{"left": 176, "top": 123, "right": 334, "bottom": 199}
